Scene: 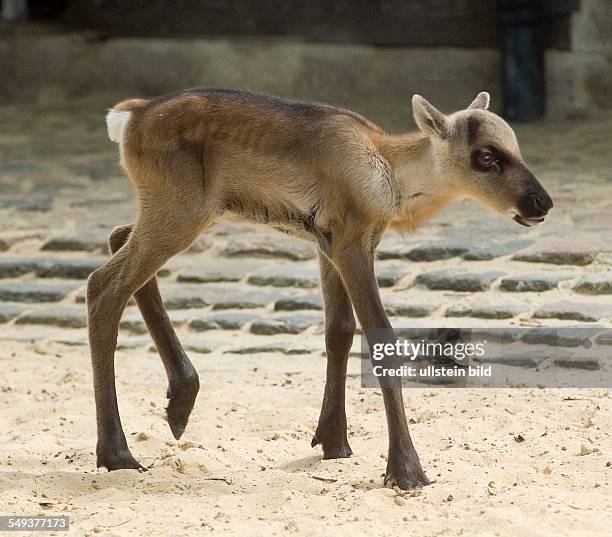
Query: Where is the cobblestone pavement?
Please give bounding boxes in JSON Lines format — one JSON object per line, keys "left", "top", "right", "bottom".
{"left": 0, "top": 104, "right": 611, "bottom": 369}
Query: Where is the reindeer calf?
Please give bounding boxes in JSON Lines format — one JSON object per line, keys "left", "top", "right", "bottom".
{"left": 89, "top": 88, "right": 552, "bottom": 489}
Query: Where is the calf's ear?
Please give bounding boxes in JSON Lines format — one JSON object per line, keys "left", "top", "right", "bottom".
{"left": 467, "top": 91, "right": 490, "bottom": 110}
{"left": 412, "top": 95, "right": 449, "bottom": 138}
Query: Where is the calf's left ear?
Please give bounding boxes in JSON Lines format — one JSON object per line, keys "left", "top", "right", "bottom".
{"left": 467, "top": 92, "right": 490, "bottom": 110}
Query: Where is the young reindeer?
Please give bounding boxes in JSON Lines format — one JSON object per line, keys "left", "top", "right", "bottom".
{"left": 90, "top": 88, "right": 552, "bottom": 489}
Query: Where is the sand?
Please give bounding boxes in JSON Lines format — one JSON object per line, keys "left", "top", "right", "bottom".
{"left": 0, "top": 340, "right": 610, "bottom": 536}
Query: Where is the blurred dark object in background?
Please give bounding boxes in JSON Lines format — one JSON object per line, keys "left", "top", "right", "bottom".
{"left": 499, "top": 0, "right": 579, "bottom": 122}
{"left": 28, "top": 0, "right": 67, "bottom": 20}
{"left": 1, "top": 0, "right": 26, "bottom": 20}
{"left": 28, "top": 0, "right": 68, "bottom": 20}
{"left": 14, "top": 0, "right": 576, "bottom": 49}
{"left": 500, "top": 0, "right": 546, "bottom": 121}
{"left": 1, "top": 0, "right": 66, "bottom": 20}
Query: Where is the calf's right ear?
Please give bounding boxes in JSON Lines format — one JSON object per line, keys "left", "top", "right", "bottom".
{"left": 412, "top": 95, "right": 449, "bottom": 139}
{"left": 467, "top": 91, "right": 491, "bottom": 110}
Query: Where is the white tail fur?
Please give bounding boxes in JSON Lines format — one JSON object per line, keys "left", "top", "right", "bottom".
{"left": 106, "top": 109, "right": 131, "bottom": 144}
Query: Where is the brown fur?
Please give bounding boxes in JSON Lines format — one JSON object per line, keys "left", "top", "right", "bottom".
{"left": 88, "top": 88, "right": 552, "bottom": 488}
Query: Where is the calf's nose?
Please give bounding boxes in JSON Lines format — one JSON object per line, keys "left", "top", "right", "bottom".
{"left": 532, "top": 190, "right": 553, "bottom": 213}
{"left": 521, "top": 190, "right": 553, "bottom": 217}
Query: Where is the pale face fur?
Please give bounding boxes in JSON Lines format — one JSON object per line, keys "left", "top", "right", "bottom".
{"left": 410, "top": 92, "right": 553, "bottom": 227}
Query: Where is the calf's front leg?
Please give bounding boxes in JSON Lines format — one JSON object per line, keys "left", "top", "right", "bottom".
{"left": 332, "top": 240, "right": 430, "bottom": 489}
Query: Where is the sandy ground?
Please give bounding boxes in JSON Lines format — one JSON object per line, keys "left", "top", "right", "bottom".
{"left": 0, "top": 95, "right": 611, "bottom": 537}
{"left": 0, "top": 340, "right": 610, "bottom": 536}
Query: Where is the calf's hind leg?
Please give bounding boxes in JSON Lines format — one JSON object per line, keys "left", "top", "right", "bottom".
{"left": 88, "top": 215, "right": 205, "bottom": 471}
{"left": 311, "top": 254, "right": 355, "bottom": 459}
{"left": 108, "top": 224, "right": 199, "bottom": 440}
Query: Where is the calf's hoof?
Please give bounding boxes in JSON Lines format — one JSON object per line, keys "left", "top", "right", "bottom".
{"left": 311, "top": 432, "right": 353, "bottom": 459}
{"left": 166, "top": 375, "right": 199, "bottom": 440}
{"left": 384, "top": 456, "right": 430, "bottom": 490}
{"left": 97, "top": 445, "right": 146, "bottom": 472}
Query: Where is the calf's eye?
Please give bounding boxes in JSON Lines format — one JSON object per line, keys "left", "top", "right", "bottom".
{"left": 478, "top": 151, "right": 494, "bottom": 167}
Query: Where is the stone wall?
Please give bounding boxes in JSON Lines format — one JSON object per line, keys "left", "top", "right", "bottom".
{"left": 0, "top": 22, "right": 501, "bottom": 131}
{"left": 570, "top": 0, "right": 612, "bottom": 109}
{"left": 1, "top": 0, "right": 612, "bottom": 127}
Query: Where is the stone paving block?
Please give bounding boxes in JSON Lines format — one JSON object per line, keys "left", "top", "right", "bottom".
{"left": 183, "top": 339, "right": 223, "bottom": 353}
{"left": 415, "top": 269, "right": 504, "bottom": 292}
{"left": 116, "top": 336, "right": 152, "bottom": 350}
{"left": 0, "top": 230, "right": 47, "bottom": 251}
{"left": 0, "top": 282, "right": 78, "bottom": 303}
{"left": 220, "top": 234, "right": 316, "bottom": 261}
{"left": 71, "top": 196, "right": 127, "bottom": 208}
{"left": 16, "top": 305, "right": 87, "bottom": 328}
{"left": 595, "top": 330, "right": 612, "bottom": 346}
{"left": 189, "top": 312, "right": 258, "bottom": 331}
{"left": 0, "top": 303, "right": 27, "bottom": 323}
{"left": 226, "top": 341, "right": 316, "bottom": 355}
{"left": 120, "top": 308, "right": 194, "bottom": 333}
{"left": 0, "top": 329, "right": 58, "bottom": 343}
{"left": 250, "top": 313, "right": 322, "bottom": 335}
{"left": 445, "top": 301, "right": 524, "bottom": 319}
{"left": 512, "top": 241, "right": 603, "bottom": 266}
{"left": 35, "top": 257, "right": 106, "bottom": 279}
{"left": 157, "top": 268, "right": 172, "bottom": 278}
{"left": 466, "top": 328, "right": 519, "bottom": 345}
{"left": 463, "top": 239, "right": 533, "bottom": 261}
{"left": 376, "top": 237, "right": 424, "bottom": 260}
{"left": 187, "top": 236, "right": 213, "bottom": 253}
{"left": 473, "top": 350, "right": 542, "bottom": 369}
{"left": 0, "top": 256, "right": 108, "bottom": 280}
{"left": 0, "top": 163, "right": 45, "bottom": 178}
{"left": 384, "top": 301, "right": 440, "bottom": 318}
{"left": 573, "top": 272, "right": 612, "bottom": 295}
{"left": 73, "top": 287, "right": 94, "bottom": 304}
{"left": 533, "top": 301, "right": 612, "bottom": 322}
{"left": 163, "top": 287, "right": 210, "bottom": 310}
{"left": 375, "top": 264, "right": 411, "bottom": 287}
{"left": 41, "top": 231, "right": 108, "bottom": 252}
{"left": 274, "top": 295, "right": 323, "bottom": 312}
{"left": 500, "top": 272, "right": 574, "bottom": 292}
{"left": 0, "top": 255, "right": 104, "bottom": 281}
{"left": 68, "top": 160, "right": 119, "bottom": 181}
{"left": 443, "top": 224, "right": 524, "bottom": 242}
{"left": 52, "top": 335, "right": 89, "bottom": 346}
{"left": 162, "top": 284, "right": 237, "bottom": 310}
{"left": 177, "top": 260, "right": 262, "bottom": 283}
{"left": 211, "top": 289, "right": 290, "bottom": 310}
{"left": 520, "top": 327, "right": 602, "bottom": 348}
{"left": 209, "top": 224, "right": 244, "bottom": 236}
{"left": 119, "top": 312, "right": 148, "bottom": 334}
{"left": 405, "top": 242, "right": 469, "bottom": 262}
{"left": 34, "top": 179, "right": 86, "bottom": 193}
{"left": 247, "top": 265, "right": 319, "bottom": 288}
{"left": 0, "top": 257, "right": 41, "bottom": 278}
{"left": 149, "top": 338, "right": 222, "bottom": 354}
{"left": 167, "top": 310, "right": 199, "bottom": 327}
{"left": 553, "top": 357, "right": 600, "bottom": 370}
{"left": 0, "top": 197, "right": 52, "bottom": 212}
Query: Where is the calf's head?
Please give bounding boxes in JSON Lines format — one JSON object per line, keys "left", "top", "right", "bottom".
{"left": 412, "top": 92, "right": 553, "bottom": 227}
